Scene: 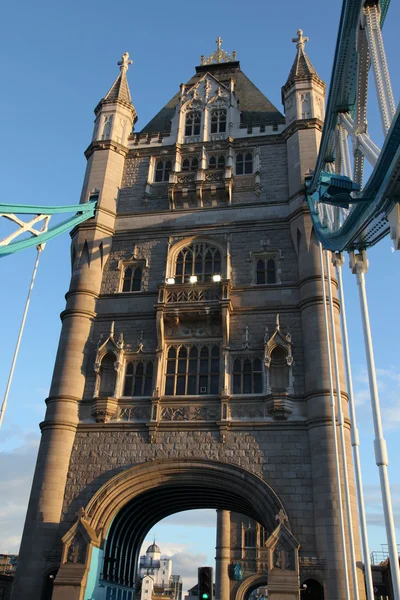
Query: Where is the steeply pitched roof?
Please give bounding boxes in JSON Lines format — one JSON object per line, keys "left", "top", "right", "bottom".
{"left": 285, "top": 46, "right": 318, "bottom": 83}
{"left": 104, "top": 70, "right": 132, "bottom": 105}
{"left": 140, "top": 61, "right": 285, "bottom": 135}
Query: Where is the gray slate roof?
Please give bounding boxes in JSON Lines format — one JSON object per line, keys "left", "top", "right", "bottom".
{"left": 285, "top": 46, "right": 318, "bottom": 84}
{"left": 104, "top": 71, "right": 132, "bottom": 105}
{"left": 140, "top": 61, "right": 285, "bottom": 135}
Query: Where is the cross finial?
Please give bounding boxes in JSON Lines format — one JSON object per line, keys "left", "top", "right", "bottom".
{"left": 292, "top": 29, "right": 309, "bottom": 50}
{"left": 276, "top": 509, "right": 288, "bottom": 526}
{"left": 118, "top": 52, "right": 133, "bottom": 73}
{"left": 216, "top": 36, "right": 223, "bottom": 51}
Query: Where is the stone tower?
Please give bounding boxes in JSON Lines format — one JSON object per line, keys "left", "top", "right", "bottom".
{"left": 12, "top": 37, "right": 364, "bottom": 600}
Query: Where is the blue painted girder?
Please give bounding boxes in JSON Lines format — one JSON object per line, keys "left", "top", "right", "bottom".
{"left": 0, "top": 200, "right": 97, "bottom": 256}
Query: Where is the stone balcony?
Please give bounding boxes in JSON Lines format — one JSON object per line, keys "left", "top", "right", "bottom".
{"left": 157, "top": 280, "right": 230, "bottom": 313}
{"left": 168, "top": 168, "right": 234, "bottom": 208}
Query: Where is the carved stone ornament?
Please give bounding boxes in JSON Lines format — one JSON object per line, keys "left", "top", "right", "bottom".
{"left": 265, "top": 512, "right": 299, "bottom": 574}
{"left": 60, "top": 507, "right": 100, "bottom": 568}
{"left": 161, "top": 405, "right": 220, "bottom": 421}
{"left": 119, "top": 406, "right": 152, "bottom": 422}
{"left": 230, "top": 404, "right": 264, "bottom": 420}
{"left": 264, "top": 314, "right": 295, "bottom": 408}
{"left": 92, "top": 322, "right": 125, "bottom": 421}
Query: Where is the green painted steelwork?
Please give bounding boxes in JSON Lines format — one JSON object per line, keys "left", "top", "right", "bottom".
{"left": 0, "top": 200, "right": 96, "bottom": 256}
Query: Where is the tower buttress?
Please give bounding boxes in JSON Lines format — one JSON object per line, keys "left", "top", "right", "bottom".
{"left": 282, "top": 30, "right": 326, "bottom": 198}
{"left": 10, "top": 53, "right": 137, "bottom": 600}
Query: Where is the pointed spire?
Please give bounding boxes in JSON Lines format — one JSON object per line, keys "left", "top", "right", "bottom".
{"left": 104, "top": 52, "right": 133, "bottom": 105}
{"left": 284, "top": 29, "right": 320, "bottom": 85}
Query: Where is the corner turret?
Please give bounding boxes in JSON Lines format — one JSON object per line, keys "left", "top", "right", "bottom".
{"left": 282, "top": 30, "right": 326, "bottom": 197}
{"left": 282, "top": 30, "right": 325, "bottom": 126}
{"left": 92, "top": 52, "right": 138, "bottom": 147}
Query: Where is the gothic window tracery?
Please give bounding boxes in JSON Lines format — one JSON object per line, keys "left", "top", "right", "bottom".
{"left": 256, "top": 258, "right": 276, "bottom": 285}
{"left": 122, "top": 265, "right": 143, "bottom": 292}
{"left": 185, "top": 111, "right": 201, "bottom": 137}
{"left": 182, "top": 157, "right": 199, "bottom": 171}
{"left": 174, "top": 242, "right": 222, "bottom": 283}
{"left": 244, "top": 527, "right": 257, "bottom": 547}
{"left": 236, "top": 152, "right": 253, "bottom": 175}
{"left": 208, "top": 155, "right": 225, "bottom": 169}
{"left": 232, "top": 357, "right": 263, "bottom": 394}
{"left": 165, "top": 345, "right": 220, "bottom": 396}
{"left": 210, "top": 109, "right": 227, "bottom": 133}
{"left": 123, "top": 361, "right": 154, "bottom": 396}
{"left": 155, "top": 160, "right": 172, "bottom": 182}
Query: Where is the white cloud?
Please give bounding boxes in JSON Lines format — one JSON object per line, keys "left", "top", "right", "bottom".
{"left": 364, "top": 484, "right": 400, "bottom": 530}
{"left": 0, "top": 432, "right": 40, "bottom": 553}
{"left": 352, "top": 364, "right": 400, "bottom": 429}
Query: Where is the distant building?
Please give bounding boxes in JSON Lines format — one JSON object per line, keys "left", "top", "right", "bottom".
{"left": 370, "top": 546, "right": 400, "bottom": 600}
{"left": 0, "top": 555, "right": 17, "bottom": 576}
{"left": 138, "top": 543, "right": 182, "bottom": 600}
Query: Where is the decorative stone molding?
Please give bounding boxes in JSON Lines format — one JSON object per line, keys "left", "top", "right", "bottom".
{"left": 265, "top": 395, "right": 294, "bottom": 421}
{"left": 52, "top": 508, "right": 100, "bottom": 600}
{"left": 265, "top": 512, "right": 300, "bottom": 600}
{"left": 119, "top": 406, "right": 152, "bottom": 421}
{"left": 264, "top": 314, "right": 294, "bottom": 397}
{"left": 230, "top": 403, "right": 264, "bottom": 420}
{"left": 93, "top": 322, "right": 124, "bottom": 400}
{"left": 92, "top": 396, "right": 118, "bottom": 423}
{"left": 160, "top": 404, "right": 220, "bottom": 421}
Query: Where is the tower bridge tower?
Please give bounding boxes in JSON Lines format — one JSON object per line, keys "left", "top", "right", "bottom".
{"left": 12, "top": 37, "right": 363, "bottom": 600}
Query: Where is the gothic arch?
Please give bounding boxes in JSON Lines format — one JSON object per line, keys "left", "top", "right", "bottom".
{"left": 69, "top": 459, "right": 289, "bottom": 588}
{"left": 166, "top": 236, "right": 226, "bottom": 279}
{"left": 235, "top": 574, "right": 269, "bottom": 600}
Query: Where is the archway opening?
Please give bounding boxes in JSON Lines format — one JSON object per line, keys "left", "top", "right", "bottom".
{"left": 301, "top": 579, "right": 324, "bottom": 600}
{"left": 82, "top": 460, "right": 284, "bottom": 600}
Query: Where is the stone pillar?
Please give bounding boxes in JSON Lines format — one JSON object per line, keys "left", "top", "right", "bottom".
{"left": 215, "top": 510, "right": 231, "bottom": 600}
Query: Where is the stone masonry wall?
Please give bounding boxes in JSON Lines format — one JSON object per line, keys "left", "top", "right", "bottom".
{"left": 61, "top": 428, "right": 315, "bottom": 550}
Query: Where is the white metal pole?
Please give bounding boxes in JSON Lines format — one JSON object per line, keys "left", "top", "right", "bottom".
{"left": 0, "top": 246, "right": 43, "bottom": 428}
{"left": 319, "top": 243, "right": 351, "bottom": 600}
{"left": 325, "top": 250, "right": 360, "bottom": 600}
{"left": 333, "top": 252, "right": 374, "bottom": 600}
{"left": 349, "top": 250, "right": 400, "bottom": 600}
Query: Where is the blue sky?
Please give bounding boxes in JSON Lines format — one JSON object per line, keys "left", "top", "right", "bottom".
{"left": 0, "top": 0, "right": 400, "bottom": 593}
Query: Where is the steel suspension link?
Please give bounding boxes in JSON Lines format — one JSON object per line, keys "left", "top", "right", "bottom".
{"left": 364, "top": 2, "right": 395, "bottom": 135}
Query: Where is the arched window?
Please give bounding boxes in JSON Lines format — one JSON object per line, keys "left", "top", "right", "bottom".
{"left": 165, "top": 345, "right": 220, "bottom": 396}
{"left": 244, "top": 528, "right": 257, "bottom": 547}
{"left": 208, "top": 155, "right": 225, "bottom": 169}
{"left": 99, "top": 352, "right": 116, "bottom": 397}
{"left": 232, "top": 357, "right": 263, "bottom": 394}
{"left": 211, "top": 109, "right": 227, "bottom": 134}
{"left": 123, "top": 361, "right": 153, "bottom": 396}
{"left": 185, "top": 112, "right": 201, "bottom": 137}
{"left": 154, "top": 160, "right": 172, "bottom": 182}
{"left": 236, "top": 152, "right": 253, "bottom": 174}
{"left": 122, "top": 266, "right": 142, "bottom": 292}
{"left": 174, "top": 242, "right": 222, "bottom": 283}
{"left": 256, "top": 258, "right": 276, "bottom": 285}
{"left": 182, "top": 158, "right": 190, "bottom": 171}
{"left": 270, "top": 346, "right": 289, "bottom": 391}
{"left": 191, "top": 157, "right": 199, "bottom": 170}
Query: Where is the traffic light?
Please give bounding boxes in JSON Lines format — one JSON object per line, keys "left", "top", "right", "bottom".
{"left": 198, "top": 567, "right": 213, "bottom": 600}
